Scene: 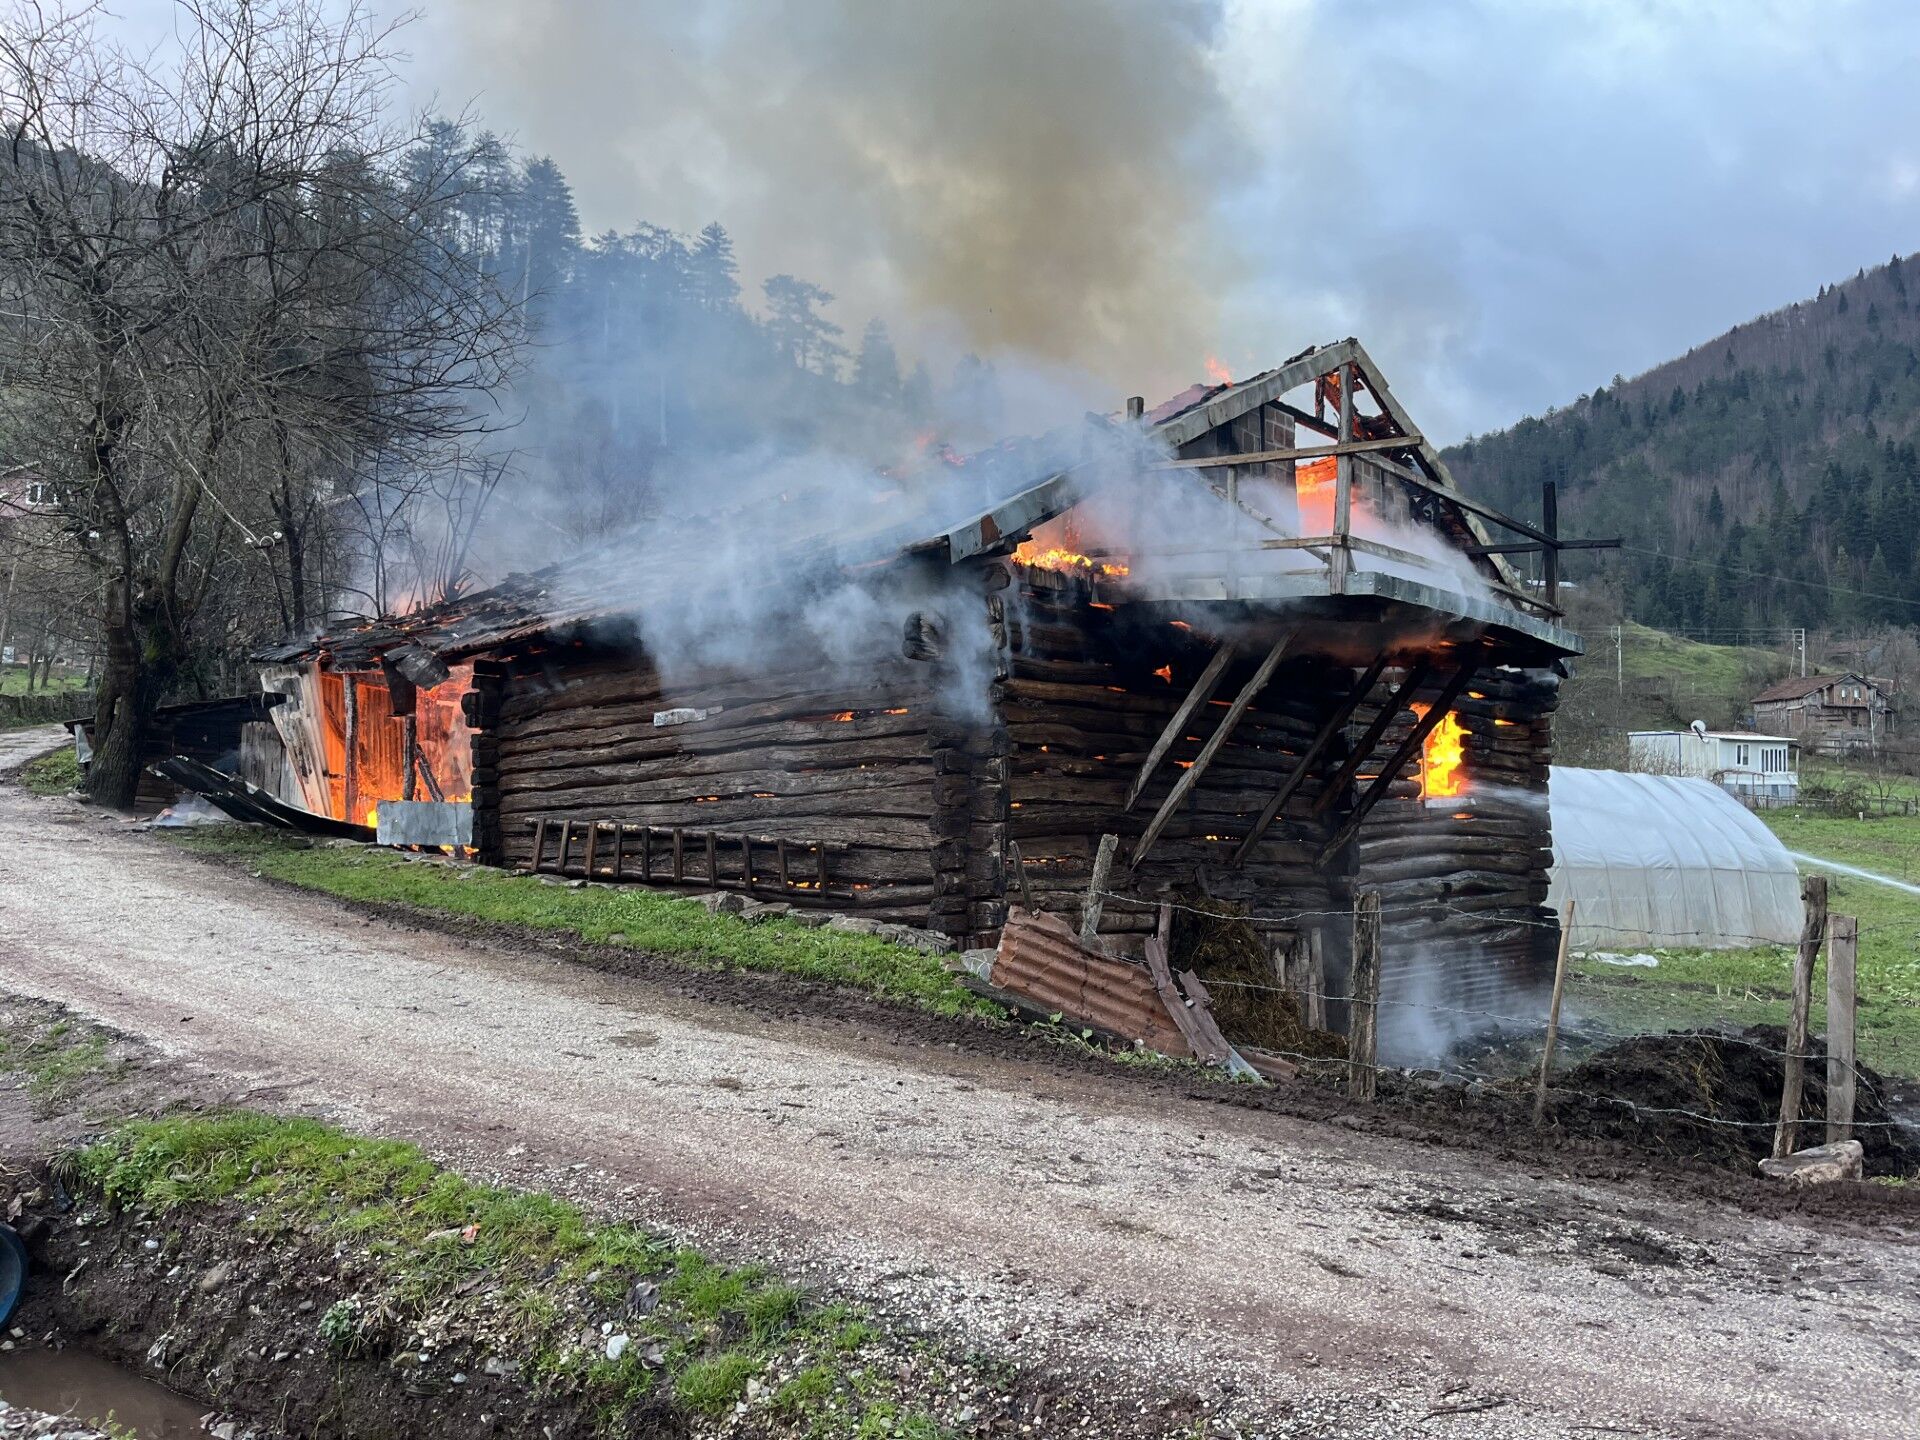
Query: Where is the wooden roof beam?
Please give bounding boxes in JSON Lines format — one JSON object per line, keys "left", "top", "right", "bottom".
{"left": 1124, "top": 642, "right": 1238, "bottom": 812}
{"left": 1231, "top": 654, "right": 1390, "bottom": 868}
{"left": 1131, "top": 631, "right": 1299, "bottom": 868}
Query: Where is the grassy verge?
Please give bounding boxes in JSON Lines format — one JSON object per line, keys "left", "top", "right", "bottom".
{"left": 1567, "top": 804, "right": 1920, "bottom": 1078}
{"left": 169, "top": 828, "right": 1001, "bottom": 1023}
{"left": 19, "top": 746, "right": 78, "bottom": 794}
{"left": 66, "top": 1108, "right": 957, "bottom": 1435}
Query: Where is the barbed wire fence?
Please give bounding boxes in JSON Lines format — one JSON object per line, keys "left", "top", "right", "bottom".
{"left": 1088, "top": 877, "right": 1914, "bottom": 1160}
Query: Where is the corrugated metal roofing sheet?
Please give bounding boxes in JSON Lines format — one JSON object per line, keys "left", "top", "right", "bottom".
{"left": 988, "top": 908, "right": 1192, "bottom": 1058}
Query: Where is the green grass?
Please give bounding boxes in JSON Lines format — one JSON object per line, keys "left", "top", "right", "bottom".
{"left": 0, "top": 1015, "right": 124, "bottom": 1105}
{"left": 61, "top": 1108, "right": 956, "bottom": 1435}
{"left": 0, "top": 665, "right": 88, "bottom": 696}
{"left": 1616, "top": 620, "right": 1786, "bottom": 726}
{"left": 19, "top": 745, "right": 78, "bottom": 794}
{"left": 1568, "top": 803, "right": 1920, "bottom": 1078}
{"left": 171, "top": 829, "right": 1000, "bottom": 1023}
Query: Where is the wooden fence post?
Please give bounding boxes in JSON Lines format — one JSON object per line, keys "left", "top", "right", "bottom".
{"left": 1305, "top": 927, "right": 1327, "bottom": 1032}
{"left": 1080, "top": 833, "right": 1118, "bottom": 945}
{"left": 1533, "top": 900, "right": 1576, "bottom": 1125}
{"left": 1773, "top": 874, "right": 1827, "bottom": 1158}
{"left": 1825, "top": 912, "right": 1858, "bottom": 1145}
{"left": 1347, "top": 892, "right": 1382, "bottom": 1101}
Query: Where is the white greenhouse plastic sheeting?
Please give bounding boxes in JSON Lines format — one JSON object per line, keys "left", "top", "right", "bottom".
{"left": 1546, "top": 766, "right": 1803, "bottom": 950}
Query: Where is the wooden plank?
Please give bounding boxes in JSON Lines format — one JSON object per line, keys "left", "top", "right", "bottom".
{"left": 1311, "top": 660, "right": 1433, "bottom": 818}
{"left": 1233, "top": 655, "right": 1389, "bottom": 866}
{"left": 1320, "top": 655, "right": 1482, "bottom": 862}
{"left": 342, "top": 675, "right": 361, "bottom": 826}
{"left": 1305, "top": 927, "right": 1327, "bottom": 1032}
{"left": 672, "top": 827, "right": 684, "bottom": 883}
{"left": 610, "top": 823, "right": 624, "bottom": 882}
{"left": 583, "top": 819, "right": 600, "bottom": 878}
{"left": 1080, "top": 833, "right": 1119, "bottom": 944}
{"left": 1826, "top": 913, "right": 1858, "bottom": 1145}
{"left": 1131, "top": 631, "right": 1299, "bottom": 867}
{"left": 1151, "top": 339, "right": 1361, "bottom": 449}
{"left": 706, "top": 831, "right": 719, "bottom": 888}
{"left": 1008, "top": 841, "right": 1036, "bottom": 911}
{"left": 1123, "top": 643, "right": 1237, "bottom": 811}
{"left": 529, "top": 817, "right": 548, "bottom": 874}
{"left": 1347, "top": 892, "right": 1382, "bottom": 1101}
{"left": 557, "top": 820, "right": 576, "bottom": 876}
{"left": 1331, "top": 362, "right": 1355, "bottom": 594}
{"left": 640, "top": 826, "right": 653, "bottom": 882}
{"left": 741, "top": 834, "right": 755, "bottom": 894}
{"left": 1533, "top": 900, "right": 1576, "bottom": 1124}
{"left": 1774, "top": 874, "right": 1826, "bottom": 1158}
{"left": 1152, "top": 434, "right": 1424, "bottom": 469}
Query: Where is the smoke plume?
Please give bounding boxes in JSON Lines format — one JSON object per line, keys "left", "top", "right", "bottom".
{"left": 418, "top": 0, "right": 1245, "bottom": 401}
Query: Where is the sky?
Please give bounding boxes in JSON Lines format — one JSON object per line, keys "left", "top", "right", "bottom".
{"left": 102, "top": 0, "right": 1920, "bottom": 442}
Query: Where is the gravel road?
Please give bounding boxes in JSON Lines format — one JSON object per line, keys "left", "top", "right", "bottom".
{"left": 0, "top": 758, "right": 1914, "bottom": 1438}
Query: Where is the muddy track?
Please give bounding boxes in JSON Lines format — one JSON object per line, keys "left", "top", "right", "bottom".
{"left": 3, "top": 777, "right": 1918, "bottom": 1439}
{"left": 206, "top": 847, "right": 1920, "bottom": 1231}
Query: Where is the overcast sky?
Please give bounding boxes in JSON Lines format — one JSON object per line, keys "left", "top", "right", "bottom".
{"left": 109, "top": 0, "right": 1920, "bottom": 441}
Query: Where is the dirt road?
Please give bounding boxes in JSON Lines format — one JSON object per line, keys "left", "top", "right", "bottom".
{"left": 1, "top": 772, "right": 1915, "bottom": 1438}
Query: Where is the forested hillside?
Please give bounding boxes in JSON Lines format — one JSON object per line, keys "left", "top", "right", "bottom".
{"left": 1444, "top": 253, "right": 1920, "bottom": 632}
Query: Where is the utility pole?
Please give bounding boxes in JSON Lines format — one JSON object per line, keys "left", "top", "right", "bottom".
{"left": 1614, "top": 623, "right": 1624, "bottom": 694}
{"left": 1797, "top": 626, "right": 1807, "bottom": 678}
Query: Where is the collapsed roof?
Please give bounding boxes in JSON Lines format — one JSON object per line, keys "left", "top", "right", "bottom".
{"left": 263, "top": 338, "right": 1582, "bottom": 672}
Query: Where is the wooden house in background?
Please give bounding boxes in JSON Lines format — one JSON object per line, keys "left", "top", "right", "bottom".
{"left": 255, "top": 340, "right": 1584, "bottom": 1021}
{"left": 1751, "top": 672, "right": 1896, "bottom": 756}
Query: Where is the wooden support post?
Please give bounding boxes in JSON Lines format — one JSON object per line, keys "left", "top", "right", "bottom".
{"left": 1234, "top": 655, "right": 1389, "bottom": 866}
{"left": 342, "top": 676, "right": 361, "bottom": 825}
{"left": 583, "top": 820, "right": 600, "bottom": 879}
{"left": 530, "top": 818, "right": 548, "bottom": 874}
{"left": 1081, "top": 834, "right": 1119, "bottom": 945}
{"left": 1330, "top": 363, "right": 1355, "bottom": 595}
{"left": 1541, "top": 480, "right": 1560, "bottom": 608}
{"left": 1774, "top": 874, "right": 1827, "bottom": 1158}
{"left": 1124, "top": 643, "right": 1237, "bottom": 811}
{"left": 610, "top": 824, "right": 624, "bottom": 883}
{"left": 1305, "top": 927, "right": 1327, "bottom": 1032}
{"left": 557, "top": 820, "right": 576, "bottom": 876}
{"left": 706, "top": 831, "right": 719, "bottom": 888}
{"left": 1826, "top": 913, "right": 1858, "bottom": 1145}
{"left": 741, "top": 835, "right": 754, "bottom": 895}
{"left": 1347, "top": 892, "right": 1381, "bottom": 1101}
{"left": 816, "top": 844, "right": 830, "bottom": 897}
{"left": 1320, "top": 654, "right": 1481, "bottom": 863}
{"left": 1008, "top": 840, "right": 1036, "bottom": 911}
{"left": 1533, "top": 900, "right": 1576, "bottom": 1125}
{"left": 776, "top": 839, "right": 790, "bottom": 890}
{"left": 1133, "top": 631, "right": 1298, "bottom": 865}
{"left": 671, "top": 827, "right": 685, "bottom": 883}
{"left": 401, "top": 716, "right": 419, "bottom": 802}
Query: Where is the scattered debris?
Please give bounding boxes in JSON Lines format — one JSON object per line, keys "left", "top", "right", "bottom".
{"left": 1758, "top": 1140, "right": 1865, "bottom": 1185}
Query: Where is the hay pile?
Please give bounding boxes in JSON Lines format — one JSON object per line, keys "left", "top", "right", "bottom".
{"left": 1168, "top": 897, "right": 1346, "bottom": 1061}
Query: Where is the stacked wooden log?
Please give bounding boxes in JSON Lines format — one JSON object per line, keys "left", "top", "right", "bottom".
{"left": 1354, "top": 665, "right": 1560, "bottom": 1011}
{"left": 925, "top": 571, "right": 1015, "bottom": 946}
{"left": 482, "top": 651, "right": 944, "bottom": 923}
{"left": 1000, "top": 570, "right": 1349, "bottom": 956}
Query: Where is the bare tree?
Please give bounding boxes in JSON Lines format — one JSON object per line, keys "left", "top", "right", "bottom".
{"left": 0, "top": 0, "right": 522, "bottom": 805}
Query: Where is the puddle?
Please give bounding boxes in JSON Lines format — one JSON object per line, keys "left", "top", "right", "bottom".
{"left": 0, "top": 1346, "right": 211, "bottom": 1436}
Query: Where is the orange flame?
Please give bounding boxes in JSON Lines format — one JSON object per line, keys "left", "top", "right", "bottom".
{"left": 1153, "top": 664, "right": 1174, "bottom": 683}
{"left": 1410, "top": 704, "right": 1467, "bottom": 799}
{"left": 1204, "top": 354, "right": 1232, "bottom": 386}
{"left": 1013, "top": 543, "right": 1130, "bottom": 578}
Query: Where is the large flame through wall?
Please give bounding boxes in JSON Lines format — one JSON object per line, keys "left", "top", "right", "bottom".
{"left": 1013, "top": 512, "right": 1130, "bottom": 578}
{"left": 1410, "top": 703, "right": 1467, "bottom": 799}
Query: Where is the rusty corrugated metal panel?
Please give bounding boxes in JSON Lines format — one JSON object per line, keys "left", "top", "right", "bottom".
{"left": 989, "top": 909, "right": 1191, "bottom": 1058}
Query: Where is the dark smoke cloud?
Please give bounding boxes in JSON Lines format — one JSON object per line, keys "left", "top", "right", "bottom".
{"left": 415, "top": 0, "right": 1246, "bottom": 409}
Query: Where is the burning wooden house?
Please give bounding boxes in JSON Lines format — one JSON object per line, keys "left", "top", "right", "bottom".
{"left": 254, "top": 339, "right": 1582, "bottom": 1022}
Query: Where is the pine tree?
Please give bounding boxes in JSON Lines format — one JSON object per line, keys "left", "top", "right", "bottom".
{"left": 853, "top": 319, "right": 901, "bottom": 403}
{"left": 689, "top": 223, "right": 741, "bottom": 312}
{"left": 761, "top": 275, "right": 845, "bottom": 375}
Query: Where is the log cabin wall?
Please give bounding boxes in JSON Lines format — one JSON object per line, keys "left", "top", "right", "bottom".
{"left": 1352, "top": 665, "right": 1559, "bottom": 1018}
{"left": 998, "top": 568, "right": 1353, "bottom": 959}
{"left": 480, "top": 646, "right": 946, "bottom": 924}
